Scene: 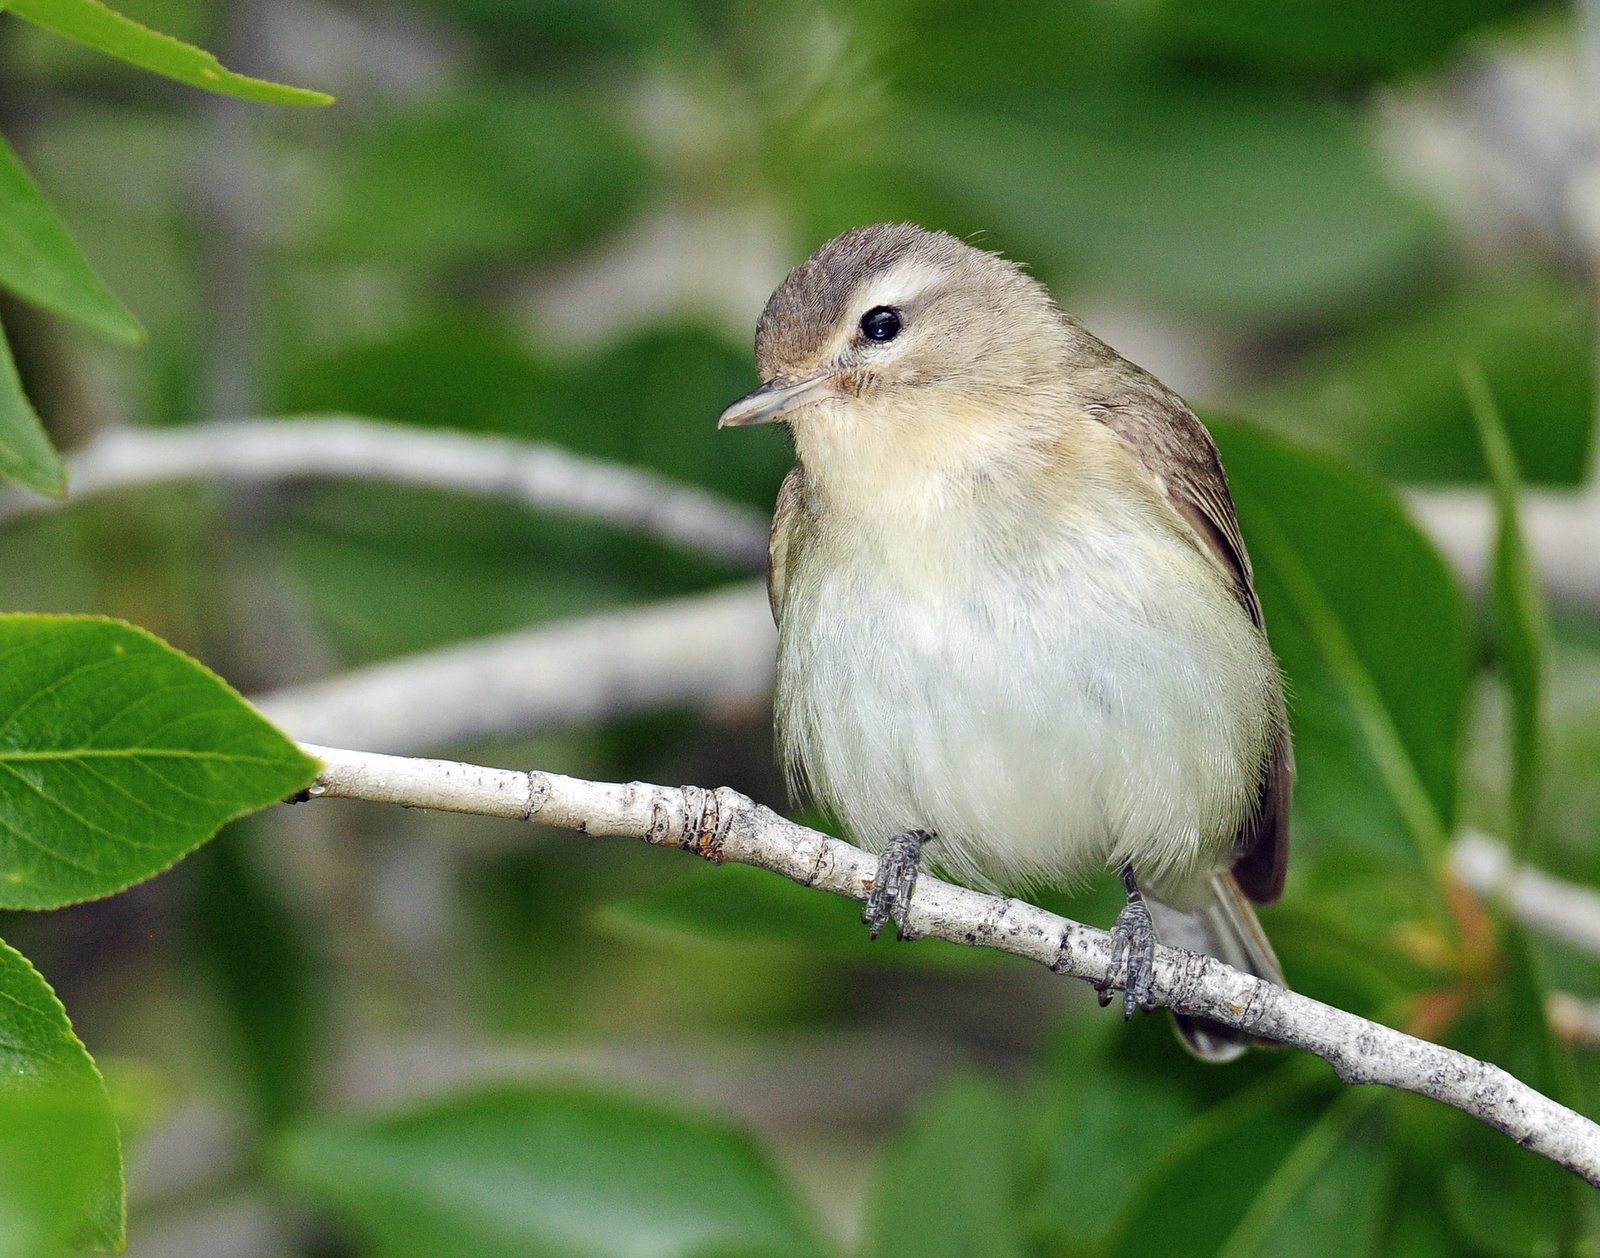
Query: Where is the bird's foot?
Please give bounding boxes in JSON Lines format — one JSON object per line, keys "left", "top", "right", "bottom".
{"left": 863, "top": 829, "right": 930, "bottom": 941}
{"left": 1095, "top": 865, "right": 1158, "bottom": 1019}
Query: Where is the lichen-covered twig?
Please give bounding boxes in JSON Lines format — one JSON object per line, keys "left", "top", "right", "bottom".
{"left": 298, "top": 742, "right": 1600, "bottom": 1189}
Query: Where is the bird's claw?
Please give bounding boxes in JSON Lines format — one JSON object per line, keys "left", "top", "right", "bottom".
{"left": 1096, "top": 891, "right": 1158, "bottom": 1019}
{"left": 863, "top": 829, "right": 929, "bottom": 940}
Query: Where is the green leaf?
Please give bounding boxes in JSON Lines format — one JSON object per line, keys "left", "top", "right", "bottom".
{"left": 868, "top": 0, "right": 1161, "bottom": 98}
{"left": 1212, "top": 1091, "right": 1389, "bottom": 1258}
{"left": 0, "top": 615, "right": 318, "bottom": 909}
{"left": 1029, "top": 1053, "right": 1205, "bottom": 1251}
{"left": 273, "top": 326, "right": 786, "bottom": 663}
{"left": 0, "top": 940, "right": 122, "bottom": 1256}
{"left": 0, "top": 131, "right": 141, "bottom": 344}
{"left": 1461, "top": 360, "right": 1547, "bottom": 855}
{"left": 275, "top": 1085, "right": 829, "bottom": 1258}
{"left": 1443, "top": 1116, "right": 1579, "bottom": 1258}
{"left": 274, "top": 320, "right": 561, "bottom": 438}
{"left": 1380, "top": 1191, "right": 1460, "bottom": 1258}
{"left": 1106, "top": 1071, "right": 1386, "bottom": 1258}
{"left": 864, "top": 1072, "right": 1023, "bottom": 1258}
{"left": 5, "top": 0, "right": 333, "bottom": 104}
{"left": 0, "top": 312, "right": 67, "bottom": 496}
{"left": 1248, "top": 277, "right": 1594, "bottom": 487}
{"left": 1211, "top": 422, "right": 1473, "bottom": 874}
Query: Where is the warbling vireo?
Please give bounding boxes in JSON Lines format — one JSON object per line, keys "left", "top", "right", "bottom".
{"left": 719, "top": 224, "right": 1291, "bottom": 1060}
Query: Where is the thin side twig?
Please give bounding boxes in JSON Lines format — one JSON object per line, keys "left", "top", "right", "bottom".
{"left": 297, "top": 742, "right": 1600, "bottom": 1189}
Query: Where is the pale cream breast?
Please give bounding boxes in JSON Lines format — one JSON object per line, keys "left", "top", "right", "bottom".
{"left": 774, "top": 408, "right": 1279, "bottom": 896}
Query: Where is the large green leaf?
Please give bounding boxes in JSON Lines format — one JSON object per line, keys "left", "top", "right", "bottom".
{"left": 1106, "top": 1071, "right": 1386, "bottom": 1258}
{"left": 1211, "top": 1091, "right": 1390, "bottom": 1258}
{"left": 864, "top": 0, "right": 1160, "bottom": 98}
{"left": 408, "top": 0, "right": 694, "bottom": 51}
{"left": 273, "top": 326, "right": 784, "bottom": 663}
{"left": 0, "top": 131, "right": 140, "bottom": 344}
{"left": 864, "top": 1072, "right": 1022, "bottom": 1258}
{"left": 1211, "top": 422, "right": 1472, "bottom": 872}
{"left": 0, "top": 615, "right": 318, "bottom": 909}
{"left": 0, "top": 940, "right": 122, "bottom": 1256}
{"left": 0, "top": 312, "right": 67, "bottom": 497}
{"left": 1028, "top": 1014, "right": 1285, "bottom": 1253}
{"left": 862, "top": 0, "right": 1532, "bottom": 93}
{"left": 5, "top": 0, "right": 332, "bottom": 103}
{"left": 1029, "top": 1057, "right": 1204, "bottom": 1252}
{"left": 274, "top": 320, "right": 561, "bottom": 438}
{"left": 275, "top": 1086, "right": 829, "bottom": 1258}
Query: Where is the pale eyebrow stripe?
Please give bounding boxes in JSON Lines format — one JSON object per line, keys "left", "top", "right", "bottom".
{"left": 854, "top": 257, "right": 948, "bottom": 313}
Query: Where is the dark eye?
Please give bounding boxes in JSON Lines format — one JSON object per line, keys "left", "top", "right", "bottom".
{"left": 859, "top": 306, "right": 902, "bottom": 342}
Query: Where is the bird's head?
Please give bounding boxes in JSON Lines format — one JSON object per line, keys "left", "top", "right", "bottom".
{"left": 719, "top": 225, "right": 1082, "bottom": 484}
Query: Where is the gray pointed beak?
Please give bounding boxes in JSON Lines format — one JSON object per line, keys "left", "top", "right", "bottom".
{"left": 718, "top": 373, "right": 844, "bottom": 428}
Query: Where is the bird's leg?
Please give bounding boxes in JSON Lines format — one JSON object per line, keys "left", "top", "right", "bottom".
{"left": 863, "top": 829, "right": 932, "bottom": 941}
{"left": 1096, "top": 862, "right": 1159, "bottom": 1019}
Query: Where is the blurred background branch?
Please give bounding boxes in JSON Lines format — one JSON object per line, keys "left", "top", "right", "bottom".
{"left": 0, "top": 416, "right": 771, "bottom": 564}
{"left": 253, "top": 581, "right": 773, "bottom": 753}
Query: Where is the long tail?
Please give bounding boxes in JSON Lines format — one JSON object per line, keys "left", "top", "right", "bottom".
{"left": 1146, "top": 871, "right": 1284, "bottom": 1063}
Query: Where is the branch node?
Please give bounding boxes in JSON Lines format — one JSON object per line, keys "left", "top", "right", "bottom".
{"left": 801, "top": 836, "right": 834, "bottom": 888}
{"left": 1050, "top": 928, "right": 1078, "bottom": 977}
{"left": 1165, "top": 947, "right": 1212, "bottom": 1017}
{"left": 645, "top": 792, "right": 675, "bottom": 848}
{"left": 676, "top": 785, "right": 727, "bottom": 863}
{"left": 525, "top": 771, "right": 551, "bottom": 821}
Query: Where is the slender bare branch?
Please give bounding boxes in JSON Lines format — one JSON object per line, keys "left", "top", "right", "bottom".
{"left": 296, "top": 742, "right": 1600, "bottom": 1189}
{"left": 0, "top": 417, "right": 770, "bottom": 568}
{"left": 253, "top": 583, "right": 774, "bottom": 753}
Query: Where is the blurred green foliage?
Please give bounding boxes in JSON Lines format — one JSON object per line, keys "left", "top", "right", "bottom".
{"left": 277, "top": 1085, "right": 831, "bottom": 1258}
{"left": 1252, "top": 277, "right": 1596, "bottom": 486}
{"left": 0, "top": 0, "right": 1597, "bottom": 1254}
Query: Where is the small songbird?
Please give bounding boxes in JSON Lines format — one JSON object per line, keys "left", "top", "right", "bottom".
{"left": 719, "top": 224, "right": 1291, "bottom": 1060}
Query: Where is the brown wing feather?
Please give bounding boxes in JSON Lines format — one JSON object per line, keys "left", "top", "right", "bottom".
{"left": 1078, "top": 361, "right": 1292, "bottom": 904}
